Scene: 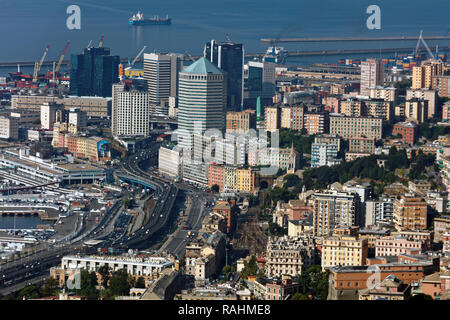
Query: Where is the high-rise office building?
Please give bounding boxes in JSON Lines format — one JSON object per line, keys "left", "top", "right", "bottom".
{"left": 204, "top": 40, "right": 244, "bottom": 111}
{"left": 360, "top": 59, "right": 384, "bottom": 94}
{"left": 244, "top": 60, "right": 276, "bottom": 108}
{"left": 70, "top": 47, "right": 120, "bottom": 97}
{"left": 111, "top": 83, "right": 150, "bottom": 137}
{"left": 177, "top": 57, "right": 226, "bottom": 151}
{"left": 143, "top": 52, "right": 184, "bottom": 114}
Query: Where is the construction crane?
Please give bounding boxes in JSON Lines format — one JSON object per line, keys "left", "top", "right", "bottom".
{"left": 98, "top": 34, "right": 104, "bottom": 48}
{"left": 33, "top": 44, "right": 50, "bottom": 82}
{"left": 86, "top": 40, "right": 93, "bottom": 49}
{"left": 414, "top": 30, "right": 435, "bottom": 60}
{"left": 127, "top": 46, "right": 147, "bottom": 70}
{"left": 55, "top": 41, "right": 70, "bottom": 73}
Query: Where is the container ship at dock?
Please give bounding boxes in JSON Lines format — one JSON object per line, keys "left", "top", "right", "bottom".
{"left": 128, "top": 12, "right": 171, "bottom": 26}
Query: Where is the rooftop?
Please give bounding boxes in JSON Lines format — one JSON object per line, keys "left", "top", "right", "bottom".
{"left": 182, "top": 57, "right": 224, "bottom": 75}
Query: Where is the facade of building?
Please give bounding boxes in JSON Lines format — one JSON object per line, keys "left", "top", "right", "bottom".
{"left": 406, "top": 89, "right": 437, "bottom": 119}
{"left": 177, "top": 57, "right": 226, "bottom": 151}
{"left": 393, "top": 195, "right": 428, "bottom": 231}
{"left": 312, "top": 190, "right": 361, "bottom": 237}
{"left": 158, "top": 144, "right": 182, "bottom": 180}
{"left": 12, "top": 95, "right": 112, "bottom": 118}
{"left": 405, "top": 99, "right": 428, "bottom": 124}
{"left": 329, "top": 115, "right": 382, "bottom": 140}
{"left": 375, "top": 236, "right": 425, "bottom": 257}
{"left": 204, "top": 40, "right": 244, "bottom": 111}
{"left": 40, "top": 102, "right": 63, "bottom": 130}
{"left": 321, "top": 234, "right": 368, "bottom": 270}
{"left": 226, "top": 109, "right": 255, "bottom": 134}
{"left": 393, "top": 122, "right": 418, "bottom": 145}
{"left": 360, "top": 59, "right": 384, "bottom": 93}
{"left": 265, "top": 236, "right": 316, "bottom": 278}
{"left": 70, "top": 47, "right": 120, "bottom": 97}
{"left": 311, "top": 142, "right": 340, "bottom": 168}
{"left": 348, "top": 137, "right": 375, "bottom": 154}
{"left": 143, "top": 52, "right": 183, "bottom": 113}
{"left": 62, "top": 254, "right": 174, "bottom": 277}
{"left": 0, "top": 116, "right": 18, "bottom": 140}
{"left": 432, "top": 75, "right": 450, "bottom": 98}
{"left": 264, "top": 106, "right": 280, "bottom": 132}
{"left": 111, "top": 83, "right": 150, "bottom": 137}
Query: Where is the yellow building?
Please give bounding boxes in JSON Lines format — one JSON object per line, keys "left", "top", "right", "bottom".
{"left": 224, "top": 166, "right": 237, "bottom": 192}
{"left": 393, "top": 194, "right": 428, "bottom": 231}
{"left": 264, "top": 106, "right": 280, "bottom": 132}
{"left": 280, "top": 107, "right": 291, "bottom": 129}
{"left": 236, "top": 168, "right": 256, "bottom": 193}
{"left": 321, "top": 232, "right": 368, "bottom": 270}
{"left": 412, "top": 59, "right": 445, "bottom": 89}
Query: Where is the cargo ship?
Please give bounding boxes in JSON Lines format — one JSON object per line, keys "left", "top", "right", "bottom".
{"left": 128, "top": 12, "right": 171, "bottom": 26}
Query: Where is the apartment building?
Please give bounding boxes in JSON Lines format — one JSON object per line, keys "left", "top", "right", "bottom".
{"left": 348, "top": 136, "right": 375, "bottom": 154}
{"left": 375, "top": 236, "right": 425, "bottom": 257}
{"left": 393, "top": 122, "right": 418, "bottom": 145}
{"left": 264, "top": 106, "right": 280, "bottom": 132}
{"left": 314, "top": 134, "right": 341, "bottom": 152}
{"left": 393, "top": 194, "right": 428, "bottom": 231}
{"left": 226, "top": 109, "right": 256, "bottom": 134}
{"left": 329, "top": 115, "right": 382, "bottom": 140}
{"left": 310, "top": 142, "right": 341, "bottom": 168}
{"left": 265, "top": 236, "right": 316, "bottom": 278}
{"left": 0, "top": 116, "right": 18, "bottom": 140}
{"left": 312, "top": 189, "right": 361, "bottom": 237}
{"left": 406, "top": 89, "right": 437, "bottom": 118}
{"left": 432, "top": 76, "right": 450, "bottom": 98}
{"left": 405, "top": 98, "right": 428, "bottom": 124}
{"left": 321, "top": 233, "right": 368, "bottom": 270}
{"left": 158, "top": 144, "right": 182, "bottom": 180}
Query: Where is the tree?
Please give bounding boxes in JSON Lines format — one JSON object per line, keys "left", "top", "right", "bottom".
{"left": 240, "top": 256, "right": 259, "bottom": 279}
{"left": 211, "top": 184, "right": 220, "bottom": 193}
{"left": 134, "top": 276, "right": 146, "bottom": 289}
{"left": 108, "top": 269, "right": 131, "bottom": 297}
{"left": 97, "top": 265, "right": 110, "bottom": 288}
{"left": 41, "top": 277, "right": 59, "bottom": 297}
{"left": 292, "top": 293, "right": 310, "bottom": 300}
{"left": 77, "top": 269, "right": 99, "bottom": 300}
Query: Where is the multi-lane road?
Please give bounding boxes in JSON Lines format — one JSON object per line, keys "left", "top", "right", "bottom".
{"left": 0, "top": 138, "right": 217, "bottom": 296}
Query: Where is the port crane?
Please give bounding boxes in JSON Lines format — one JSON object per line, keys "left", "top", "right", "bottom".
{"left": 413, "top": 30, "right": 435, "bottom": 59}
{"left": 55, "top": 41, "right": 70, "bottom": 73}
{"left": 99, "top": 34, "right": 104, "bottom": 48}
{"left": 33, "top": 44, "right": 50, "bottom": 82}
{"left": 126, "top": 46, "right": 147, "bottom": 70}
{"left": 184, "top": 51, "right": 196, "bottom": 63}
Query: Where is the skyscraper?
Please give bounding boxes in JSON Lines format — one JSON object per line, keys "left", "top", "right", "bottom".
{"left": 143, "top": 52, "right": 184, "bottom": 114}
{"left": 244, "top": 60, "right": 276, "bottom": 109}
{"left": 177, "top": 57, "right": 226, "bottom": 151}
{"left": 111, "top": 83, "right": 150, "bottom": 137}
{"left": 360, "top": 59, "right": 384, "bottom": 94}
{"left": 70, "top": 47, "right": 120, "bottom": 97}
{"left": 204, "top": 40, "right": 243, "bottom": 111}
